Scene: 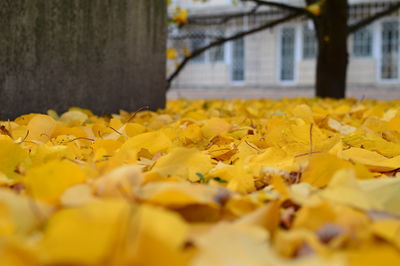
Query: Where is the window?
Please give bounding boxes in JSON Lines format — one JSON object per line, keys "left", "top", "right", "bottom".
{"left": 280, "top": 27, "right": 296, "bottom": 81}
{"left": 302, "top": 24, "right": 317, "bottom": 59}
{"left": 190, "top": 30, "right": 225, "bottom": 63}
{"left": 191, "top": 31, "right": 206, "bottom": 63}
{"left": 209, "top": 29, "right": 225, "bottom": 62}
{"left": 381, "top": 21, "right": 399, "bottom": 80}
{"left": 353, "top": 27, "right": 373, "bottom": 57}
{"left": 231, "top": 37, "right": 245, "bottom": 82}
{"left": 209, "top": 45, "right": 225, "bottom": 62}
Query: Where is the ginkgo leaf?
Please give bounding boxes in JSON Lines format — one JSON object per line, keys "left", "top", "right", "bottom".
{"left": 150, "top": 147, "right": 213, "bottom": 181}
{"left": 320, "top": 169, "right": 376, "bottom": 211}
{"left": 346, "top": 243, "right": 400, "bottom": 266}
{"left": 0, "top": 189, "right": 52, "bottom": 235}
{"left": 0, "top": 139, "right": 28, "bottom": 179}
{"left": 38, "top": 200, "right": 132, "bottom": 265}
{"left": 2, "top": 98, "right": 400, "bottom": 264}
{"left": 24, "top": 160, "right": 87, "bottom": 204}
{"left": 341, "top": 148, "right": 400, "bottom": 171}
{"left": 60, "top": 110, "right": 88, "bottom": 125}
{"left": 93, "top": 165, "right": 143, "bottom": 198}
{"left": 302, "top": 153, "right": 354, "bottom": 187}
{"left": 138, "top": 182, "right": 230, "bottom": 208}
{"left": 190, "top": 223, "right": 271, "bottom": 266}
{"left": 60, "top": 184, "right": 97, "bottom": 207}
{"left": 201, "top": 118, "right": 231, "bottom": 139}
{"left": 208, "top": 162, "right": 255, "bottom": 193}
{"left": 343, "top": 134, "right": 400, "bottom": 157}
{"left": 327, "top": 118, "right": 356, "bottom": 134}
{"left": 358, "top": 177, "right": 400, "bottom": 216}
{"left": 26, "top": 115, "right": 57, "bottom": 143}
{"left": 371, "top": 220, "right": 400, "bottom": 249}
{"left": 121, "top": 131, "right": 172, "bottom": 155}
{"left": 122, "top": 204, "right": 189, "bottom": 266}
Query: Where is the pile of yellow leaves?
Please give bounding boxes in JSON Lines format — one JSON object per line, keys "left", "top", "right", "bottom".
{"left": 1, "top": 98, "right": 400, "bottom": 266}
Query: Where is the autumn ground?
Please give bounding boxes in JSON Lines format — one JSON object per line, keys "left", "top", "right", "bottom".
{"left": 167, "top": 88, "right": 400, "bottom": 100}
{"left": 1, "top": 98, "right": 400, "bottom": 266}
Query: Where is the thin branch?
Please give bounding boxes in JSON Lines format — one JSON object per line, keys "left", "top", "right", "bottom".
{"left": 167, "top": 11, "right": 303, "bottom": 89}
{"left": 241, "top": 0, "right": 311, "bottom": 16}
{"left": 348, "top": 2, "right": 400, "bottom": 33}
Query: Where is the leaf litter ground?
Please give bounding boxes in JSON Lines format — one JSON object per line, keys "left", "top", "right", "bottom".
{"left": 0, "top": 98, "right": 400, "bottom": 266}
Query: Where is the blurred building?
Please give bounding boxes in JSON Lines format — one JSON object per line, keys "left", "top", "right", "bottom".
{"left": 168, "top": 0, "right": 400, "bottom": 92}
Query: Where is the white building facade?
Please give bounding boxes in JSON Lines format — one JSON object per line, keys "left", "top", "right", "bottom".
{"left": 169, "top": 0, "right": 400, "bottom": 91}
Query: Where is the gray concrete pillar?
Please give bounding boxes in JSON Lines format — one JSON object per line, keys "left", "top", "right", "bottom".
{"left": 0, "top": 0, "right": 166, "bottom": 119}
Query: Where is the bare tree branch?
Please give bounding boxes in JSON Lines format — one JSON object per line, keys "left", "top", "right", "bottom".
{"left": 348, "top": 2, "right": 400, "bottom": 33}
{"left": 167, "top": 11, "right": 303, "bottom": 90}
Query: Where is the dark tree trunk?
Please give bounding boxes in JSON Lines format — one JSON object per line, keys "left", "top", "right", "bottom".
{"left": 313, "top": 0, "right": 349, "bottom": 98}
{"left": 0, "top": 0, "right": 166, "bottom": 119}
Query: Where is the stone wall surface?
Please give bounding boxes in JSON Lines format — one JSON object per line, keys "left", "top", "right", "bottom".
{"left": 0, "top": 0, "right": 166, "bottom": 118}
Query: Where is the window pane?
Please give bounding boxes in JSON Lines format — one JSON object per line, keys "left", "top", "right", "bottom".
{"left": 191, "top": 31, "right": 206, "bottom": 63}
{"left": 209, "top": 45, "right": 225, "bottom": 62}
{"left": 209, "top": 30, "right": 225, "bottom": 62}
{"left": 303, "top": 24, "right": 317, "bottom": 59}
{"left": 231, "top": 38, "right": 245, "bottom": 81}
{"left": 281, "top": 27, "right": 296, "bottom": 81}
{"left": 353, "top": 27, "right": 372, "bottom": 57}
{"left": 381, "top": 21, "right": 399, "bottom": 79}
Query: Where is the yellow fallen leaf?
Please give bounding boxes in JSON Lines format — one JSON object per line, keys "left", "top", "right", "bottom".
{"left": 343, "top": 134, "right": 400, "bottom": 157}
{"left": 60, "top": 110, "right": 88, "bottom": 125}
{"left": 138, "top": 182, "right": 229, "bottom": 208}
{"left": 151, "top": 147, "right": 213, "bottom": 181}
{"left": 341, "top": 148, "right": 400, "bottom": 171}
{"left": 38, "top": 200, "right": 131, "bottom": 265}
{"left": 209, "top": 162, "right": 255, "bottom": 193}
{"left": 201, "top": 118, "right": 231, "bottom": 139}
{"left": 371, "top": 220, "right": 400, "bottom": 249}
{"left": 190, "top": 223, "right": 271, "bottom": 266}
{"left": 328, "top": 118, "right": 356, "bottom": 134}
{"left": 347, "top": 243, "right": 400, "bottom": 266}
{"left": 182, "top": 123, "right": 203, "bottom": 144}
{"left": 30, "top": 144, "right": 75, "bottom": 166}
{"left": 93, "top": 165, "right": 143, "bottom": 198}
{"left": 121, "top": 131, "right": 172, "bottom": 155}
{"left": 0, "top": 189, "right": 52, "bottom": 235}
{"left": 119, "top": 204, "right": 189, "bottom": 266}
{"left": 302, "top": 153, "right": 353, "bottom": 188}
{"left": 0, "top": 202, "right": 14, "bottom": 236}
{"left": 235, "top": 201, "right": 280, "bottom": 234}
{"left": 124, "top": 122, "right": 146, "bottom": 137}
{"left": 0, "top": 139, "right": 28, "bottom": 179}
{"left": 0, "top": 237, "right": 38, "bottom": 266}
{"left": 358, "top": 177, "right": 400, "bottom": 216}
{"left": 321, "top": 169, "right": 376, "bottom": 211}
{"left": 26, "top": 114, "right": 57, "bottom": 143}
{"left": 60, "top": 184, "right": 97, "bottom": 207}
{"left": 24, "top": 160, "right": 87, "bottom": 204}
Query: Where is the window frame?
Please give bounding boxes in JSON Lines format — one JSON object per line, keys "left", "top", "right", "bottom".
{"left": 302, "top": 22, "right": 318, "bottom": 60}
{"left": 190, "top": 30, "right": 207, "bottom": 63}
{"left": 277, "top": 24, "right": 301, "bottom": 85}
{"left": 189, "top": 29, "right": 227, "bottom": 64}
{"left": 230, "top": 37, "right": 246, "bottom": 83}
{"left": 377, "top": 18, "right": 400, "bottom": 83}
{"left": 352, "top": 26, "right": 373, "bottom": 58}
